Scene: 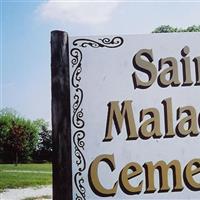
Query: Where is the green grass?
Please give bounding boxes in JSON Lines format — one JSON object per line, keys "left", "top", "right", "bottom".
{"left": 0, "top": 163, "right": 52, "bottom": 190}
{"left": 0, "top": 163, "right": 51, "bottom": 171}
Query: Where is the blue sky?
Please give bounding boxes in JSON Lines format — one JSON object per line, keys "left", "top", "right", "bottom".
{"left": 1, "top": 1, "right": 200, "bottom": 124}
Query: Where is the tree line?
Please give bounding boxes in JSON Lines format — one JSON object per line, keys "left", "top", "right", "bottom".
{"left": 0, "top": 108, "right": 52, "bottom": 164}
{"left": 152, "top": 25, "right": 200, "bottom": 33}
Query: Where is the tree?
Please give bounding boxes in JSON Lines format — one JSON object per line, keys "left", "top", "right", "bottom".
{"left": 152, "top": 25, "right": 200, "bottom": 33}
{"left": 0, "top": 108, "right": 39, "bottom": 164}
{"left": 33, "top": 119, "right": 52, "bottom": 162}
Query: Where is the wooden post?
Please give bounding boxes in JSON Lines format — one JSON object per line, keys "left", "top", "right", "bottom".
{"left": 51, "top": 30, "right": 72, "bottom": 200}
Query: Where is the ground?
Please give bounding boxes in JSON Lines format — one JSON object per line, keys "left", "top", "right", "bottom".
{"left": 0, "top": 163, "right": 52, "bottom": 200}
{"left": 0, "top": 185, "right": 52, "bottom": 200}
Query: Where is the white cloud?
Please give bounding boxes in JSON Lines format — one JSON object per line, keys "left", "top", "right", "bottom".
{"left": 38, "top": 1, "right": 120, "bottom": 25}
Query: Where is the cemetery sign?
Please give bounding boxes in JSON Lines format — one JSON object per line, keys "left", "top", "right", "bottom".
{"left": 51, "top": 31, "right": 200, "bottom": 199}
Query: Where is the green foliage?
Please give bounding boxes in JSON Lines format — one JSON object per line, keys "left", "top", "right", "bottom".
{"left": 153, "top": 25, "right": 178, "bottom": 33}
{"left": 152, "top": 25, "right": 200, "bottom": 33}
{"left": 0, "top": 108, "right": 39, "bottom": 164}
{"left": 184, "top": 25, "right": 200, "bottom": 32}
{"left": 33, "top": 119, "right": 52, "bottom": 162}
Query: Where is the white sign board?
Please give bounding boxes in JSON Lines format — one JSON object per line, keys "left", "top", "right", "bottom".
{"left": 69, "top": 33, "right": 200, "bottom": 199}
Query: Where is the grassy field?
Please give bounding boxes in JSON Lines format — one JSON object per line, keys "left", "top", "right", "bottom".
{"left": 0, "top": 163, "right": 52, "bottom": 190}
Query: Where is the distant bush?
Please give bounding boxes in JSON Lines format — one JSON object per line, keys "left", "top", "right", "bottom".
{"left": 152, "top": 25, "right": 200, "bottom": 33}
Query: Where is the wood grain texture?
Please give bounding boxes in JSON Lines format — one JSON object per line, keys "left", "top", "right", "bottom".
{"left": 51, "top": 30, "right": 72, "bottom": 200}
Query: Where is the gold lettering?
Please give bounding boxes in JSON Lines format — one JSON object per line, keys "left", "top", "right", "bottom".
{"left": 193, "top": 56, "right": 200, "bottom": 85}
{"left": 88, "top": 154, "right": 118, "bottom": 197}
{"left": 176, "top": 106, "right": 199, "bottom": 137}
{"left": 184, "top": 159, "right": 200, "bottom": 191}
{"left": 139, "top": 108, "right": 162, "bottom": 139}
{"left": 132, "top": 49, "right": 157, "bottom": 89}
{"left": 162, "top": 98, "right": 175, "bottom": 138}
{"left": 158, "top": 57, "right": 181, "bottom": 87}
{"left": 181, "top": 46, "right": 193, "bottom": 86}
{"left": 103, "top": 101, "right": 138, "bottom": 142}
{"left": 143, "top": 160, "right": 184, "bottom": 193}
{"left": 119, "top": 162, "right": 143, "bottom": 195}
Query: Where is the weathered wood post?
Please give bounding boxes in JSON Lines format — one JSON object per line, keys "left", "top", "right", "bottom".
{"left": 51, "top": 30, "right": 72, "bottom": 200}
